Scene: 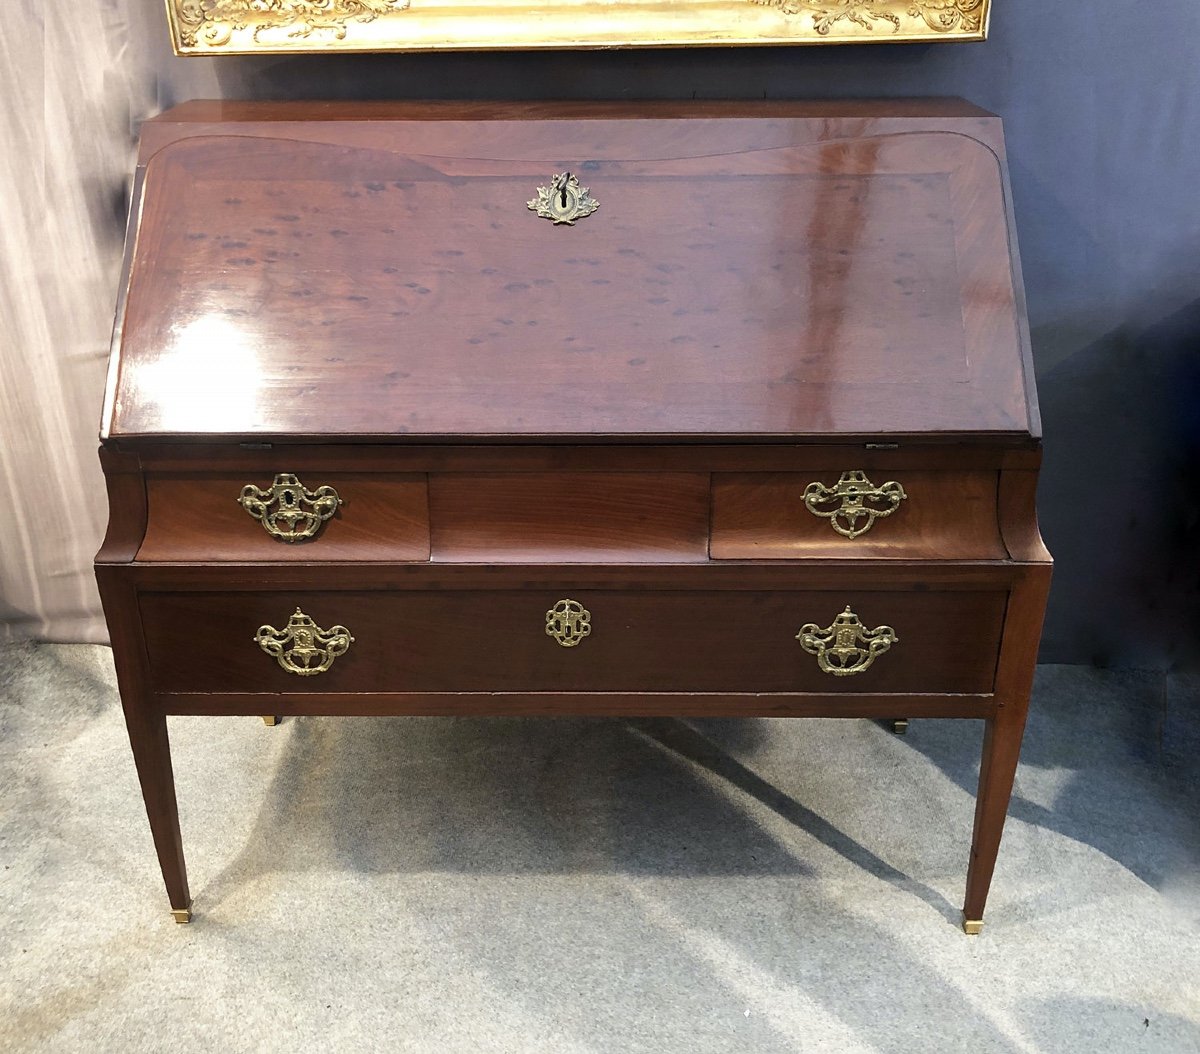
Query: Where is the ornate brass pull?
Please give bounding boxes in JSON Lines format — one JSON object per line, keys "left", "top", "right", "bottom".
{"left": 796, "top": 606, "right": 897, "bottom": 676}
{"left": 527, "top": 172, "right": 599, "bottom": 226}
{"left": 238, "top": 473, "right": 342, "bottom": 542}
{"left": 255, "top": 608, "right": 354, "bottom": 676}
{"left": 803, "top": 470, "right": 906, "bottom": 539}
{"left": 545, "top": 599, "right": 592, "bottom": 647}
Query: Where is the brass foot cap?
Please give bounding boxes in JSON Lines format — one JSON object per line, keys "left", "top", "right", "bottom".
{"left": 962, "top": 916, "right": 983, "bottom": 935}
{"left": 171, "top": 907, "right": 192, "bottom": 924}
{"left": 262, "top": 716, "right": 279, "bottom": 727}
{"left": 890, "top": 719, "right": 909, "bottom": 735}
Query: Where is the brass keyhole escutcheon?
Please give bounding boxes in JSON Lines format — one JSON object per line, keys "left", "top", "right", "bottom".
{"left": 796, "top": 606, "right": 897, "bottom": 676}
{"left": 803, "top": 470, "right": 906, "bottom": 539}
{"left": 238, "top": 473, "right": 342, "bottom": 542}
{"left": 527, "top": 172, "right": 599, "bottom": 226}
{"left": 545, "top": 599, "right": 592, "bottom": 647}
{"left": 255, "top": 608, "right": 354, "bottom": 676}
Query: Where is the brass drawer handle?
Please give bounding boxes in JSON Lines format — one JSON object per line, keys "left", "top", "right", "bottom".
{"left": 545, "top": 599, "right": 592, "bottom": 647}
{"left": 803, "top": 470, "right": 906, "bottom": 539}
{"left": 796, "top": 606, "right": 897, "bottom": 676}
{"left": 527, "top": 172, "right": 599, "bottom": 226}
{"left": 256, "top": 608, "right": 354, "bottom": 676}
{"left": 238, "top": 473, "right": 343, "bottom": 542}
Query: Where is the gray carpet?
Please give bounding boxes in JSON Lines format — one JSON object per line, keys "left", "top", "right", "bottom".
{"left": 1, "top": 643, "right": 1197, "bottom": 1053}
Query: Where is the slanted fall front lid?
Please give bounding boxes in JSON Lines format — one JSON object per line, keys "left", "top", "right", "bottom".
{"left": 105, "top": 103, "right": 1035, "bottom": 441}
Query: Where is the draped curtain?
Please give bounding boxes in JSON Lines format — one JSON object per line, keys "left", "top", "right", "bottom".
{"left": 0, "top": 1, "right": 222, "bottom": 642}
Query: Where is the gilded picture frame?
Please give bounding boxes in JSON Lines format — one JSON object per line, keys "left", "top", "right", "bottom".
{"left": 166, "top": 0, "right": 989, "bottom": 54}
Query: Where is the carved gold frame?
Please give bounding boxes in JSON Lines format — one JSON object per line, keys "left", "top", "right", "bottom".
{"left": 166, "top": 0, "right": 989, "bottom": 54}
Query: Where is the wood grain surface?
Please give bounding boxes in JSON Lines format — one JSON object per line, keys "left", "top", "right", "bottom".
{"left": 711, "top": 471, "right": 1006, "bottom": 560}
{"left": 108, "top": 105, "right": 1031, "bottom": 440}
{"left": 429, "top": 472, "right": 709, "bottom": 562}
{"left": 138, "top": 472, "right": 430, "bottom": 561}
{"left": 154, "top": 690, "right": 998, "bottom": 721}
{"left": 138, "top": 586, "right": 1006, "bottom": 695}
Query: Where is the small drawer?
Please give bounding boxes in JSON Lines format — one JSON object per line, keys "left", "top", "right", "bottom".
{"left": 711, "top": 471, "right": 1006, "bottom": 560}
{"left": 140, "top": 586, "right": 1005, "bottom": 695}
{"left": 137, "top": 472, "right": 430, "bottom": 561}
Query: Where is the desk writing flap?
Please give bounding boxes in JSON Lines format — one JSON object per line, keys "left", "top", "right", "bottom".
{"left": 107, "top": 114, "right": 1033, "bottom": 440}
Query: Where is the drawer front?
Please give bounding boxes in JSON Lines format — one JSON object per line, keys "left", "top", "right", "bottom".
{"left": 140, "top": 588, "right": 1005, "bottom": 695}
{"left": 429, "top": 473, "right": 710, "bottom": 562}
{"left": 711, "top": 471, "right": 1006, "bottom": 560}
{"left": 137, "top": 472, "right": 430, "bottom": 561}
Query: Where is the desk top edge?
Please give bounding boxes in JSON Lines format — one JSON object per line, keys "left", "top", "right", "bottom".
{"left": 149, "top": 98, "right": 1001, "bottom": 125}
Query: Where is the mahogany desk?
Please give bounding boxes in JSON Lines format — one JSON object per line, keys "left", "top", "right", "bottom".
{"left": 97, "top": 100, "right": 1051, "bottom": 932}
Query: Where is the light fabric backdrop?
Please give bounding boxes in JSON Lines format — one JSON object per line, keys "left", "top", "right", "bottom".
{"left": 2, "top": 0, "right": 1199, "bottom": 666}
{"left": 0, "top": 1, "right": 219, "bottom": 642}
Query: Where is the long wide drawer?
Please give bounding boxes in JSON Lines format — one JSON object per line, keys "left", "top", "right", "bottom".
{"left": 139, "top": 587, "right": 1006, "bottom": 695}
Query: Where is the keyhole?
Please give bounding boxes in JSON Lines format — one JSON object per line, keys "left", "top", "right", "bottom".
{"left": 559, "top": 173, "right": 571, "bottom": 208}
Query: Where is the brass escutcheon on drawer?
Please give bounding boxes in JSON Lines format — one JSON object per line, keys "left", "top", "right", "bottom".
{"left": 545, "top": 599, "right": 592, "bottom": 647}
{"left": 803, "top": 470, "right": 906, "bottom": 539}
{"left": 255, "top": 608, "right": 354, "bottom": 675}
{"left": 238, "top": 473, "right": 342, "bottom": 542}
{"left": 796, "top": 606, "right": 898, "bottom": 676}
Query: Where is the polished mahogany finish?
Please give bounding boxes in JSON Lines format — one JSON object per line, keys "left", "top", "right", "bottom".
{"left": 138, "top": 472, "right": 429, "bottom": 561}
{"left": 105, "top": 103, "right": 1033, "bottom": 441}
{"left": 97, "top": 101, "right": 1050, "bottom": 934}
{"left": 139, "top": 583, "right": 1006, "bottom": 695}
{"left": 429, "top": 473, "right": 710, "bottom": 562}
{"left": 711, "top": 471, "right": 1007, "bottom": 560}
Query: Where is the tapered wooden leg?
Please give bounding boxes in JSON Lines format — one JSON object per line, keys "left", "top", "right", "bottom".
{"left": 958, "top": 473, "right": 1053, "bottom": 933}
{"left": 962, "top": 701, "right": 1029, "bottom": 933}
{"left": 97, "top": 464, "right": 193, "bottom": 923}
{"left": 959, "top": 476, "right": 1052, "bottom": 934}
{"left": 122, "top": 705, "right": 192, "bottom": 922}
